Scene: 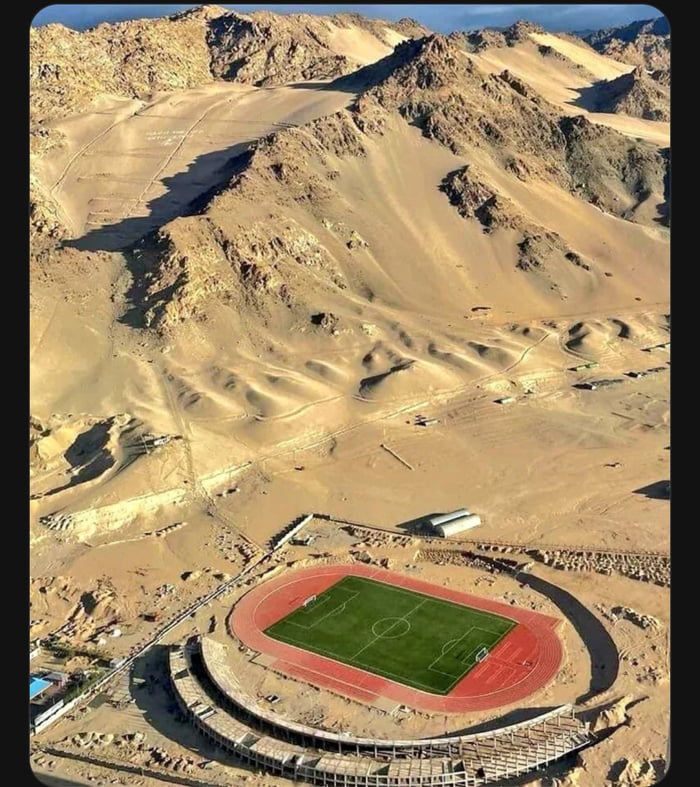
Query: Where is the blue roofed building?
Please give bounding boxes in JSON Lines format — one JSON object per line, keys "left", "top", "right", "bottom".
{"left": 29, "top": 676, "right": 51, "bottom": 701}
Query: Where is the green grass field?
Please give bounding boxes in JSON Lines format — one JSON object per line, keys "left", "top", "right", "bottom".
{"left": 264, "top": 576, "right": 516, "bottom": 694}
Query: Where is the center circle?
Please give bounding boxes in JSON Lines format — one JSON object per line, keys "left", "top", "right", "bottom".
{"left": 371, "top": 617, "right": 411, "bottom": 638}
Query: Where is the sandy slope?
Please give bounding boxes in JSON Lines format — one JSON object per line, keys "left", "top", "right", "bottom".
{"left": 326, "top": 23, "right": 404, "bottom": 64}
{"left": 529, "top": 32, "right": 634, "bottom": 79}
{"left": 37, "top": 83, "right": 357, "bottom": 249}
{"left": 31, "top": 115, "right": 668, "bottom": 492}
{"left": 470, "top": 38, "right": 669, "bottom": 145}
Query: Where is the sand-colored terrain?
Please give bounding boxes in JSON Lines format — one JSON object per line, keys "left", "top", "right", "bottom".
{"left": 470, "top": 34, "right": 669, "bottom": 145}
{"left": 30, "top": 10, "right": 670, "bottom": 787}
{"left": 529, "top": 32, "right": 633, "bottom": 80}
{"left": 38, "top": 83, "right": 358, "bottom": 249}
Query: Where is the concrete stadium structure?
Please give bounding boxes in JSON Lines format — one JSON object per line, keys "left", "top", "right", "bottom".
{"left": 168, "top": 636, "right": 592, "bottom": 786}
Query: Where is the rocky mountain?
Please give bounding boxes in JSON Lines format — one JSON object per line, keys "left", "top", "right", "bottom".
{"left": 29, "top": 5, "right": 426, "bottom": 248}
{"left": 460, "top": 20, "right": 545, "bottom": 52}
{"left": 583, "top": 17, "right": 670, "bottom": 71}
{"left": 592, "top": 66, "right": 670, "bottom": 121}
{"left": 114, "top": 30, "right": 668, "bottom": 335}
{"left": 30, "top": 5, "right": 425, "bottom": 124}
{"left": 207, "top": 10, "right": 427, "bottom": 86}
{"left": 30, "top": 8, "right": 217, "bottom": 123}
{"left": 29, "top": 9, "right": 670, "bottom": 396}
{"left": 339, "top": 35, "right": 667, "bottom": 221}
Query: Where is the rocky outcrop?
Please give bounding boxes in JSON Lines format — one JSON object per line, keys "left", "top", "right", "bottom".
{"left": 345, "top": 35, "right": 667, "bottom": 222}
{"left": 30, "top": 127, "right": 70, "bottom": 244}
{"left": 648, "top": 68, "right": 670, "bottom": 88}
{"left": 592, "top": 66, "right": 669, "bottom": 121}
{"left": 30, "top": 175, "right": 68, "bottom": 243}
{"left": 558, "top": 114, "right": 667, "bottom": 216}
{"left": 610, "top": 606, "right": 662, "bottom": 630}
{"left": 583, "top": 17, "right": 670, "bottom": 72}
{"left": 462, "top": 21, "right": 546, "bottom": 53}
{"left": 206, "top": 12, "right": 354, "bottom": 85}
{"left": 440, "top": 166, "right": 524, "bottom": 231}
{"left": 590, "top": 695, "right": 635, "bottom": 734}
{"left": 608, "top": 758, "right": 665, "bottom": 786}
{"left": 440, "top": 165, "right": 594, "bottom": 277}
{"left": 517, "top": 231, "right": 575, "bottom": 271}
{"left": 30, "top": 13, "right": 215, "bottom": 122}
{"left": 30, "top": 6, "right": 423, "bottom": 124}
{"left": 133, "top": 192, "right": 344, "bottom": 332}
{"left": 134, "top": 220, "right": 236, "bottom": 330}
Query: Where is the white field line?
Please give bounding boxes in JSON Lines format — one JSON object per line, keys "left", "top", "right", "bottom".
{"left": 427, "top": 628, "right": 474, "bottom": 676}
{"left": 350, "top": 599, "right": 427, "bottom": 661}
{"left": 284, "top": 590, "right": 359, "bottom": 631}
{"left": 429, "top": 625, "right": 514, "bottom": 678}
{"left": 267, "top": 626, "right": 453, "bottom": 693}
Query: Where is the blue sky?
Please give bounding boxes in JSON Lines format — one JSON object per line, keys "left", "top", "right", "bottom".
{"left": 32, "top": 4, "right": 666, "bottom": 34}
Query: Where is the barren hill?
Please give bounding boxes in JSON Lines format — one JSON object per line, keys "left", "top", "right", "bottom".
{"left": 30, "top": 20, "right": 669, "bottom": 345}
{"left": 341, "top": 35, "right": 667, "bottom": 220}
{"left": 591, "top": 66, "right": 670, "bottom": 121}
{"left": 583, "top": 17, "right": 670, "bottom": 72}
{"left": 30, "top": 5, "right": 425, "bottom": 125}
{"left": 207, "top": 10, "right": 426, "bottom": 86}
{"left": 459, "top": 24, "right": 669, "bottom": 145}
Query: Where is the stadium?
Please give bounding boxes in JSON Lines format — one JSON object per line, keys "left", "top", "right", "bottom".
{"left": 228, "top": 564, "right": 563, "bottom": 712}
{"left": 168, "top": 551, "right": 595, "bottom": 786}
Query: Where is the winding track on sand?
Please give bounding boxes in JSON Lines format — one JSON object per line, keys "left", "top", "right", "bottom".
{"left": 229, "top": 563, "right": 563, "bottom": 713}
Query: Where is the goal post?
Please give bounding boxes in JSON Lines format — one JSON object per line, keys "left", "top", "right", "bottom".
{"left": 302, "top": 595, "right": 317, "bottom": 607}
{"left": 475, "top": 646, "right": 489, "bottom": 663}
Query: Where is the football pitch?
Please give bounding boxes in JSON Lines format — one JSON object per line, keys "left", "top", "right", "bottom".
{"left": 264, "top": 575, "right": 516, "bottom": 694}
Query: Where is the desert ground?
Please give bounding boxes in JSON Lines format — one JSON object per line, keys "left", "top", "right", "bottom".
{"left": 30, "top": 10, "right": 669, "bottom": 787}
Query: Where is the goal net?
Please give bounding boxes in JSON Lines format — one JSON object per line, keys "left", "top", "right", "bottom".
{"left": 475, "top": 647, "right": 489, "bottom": 663}
{"left": 302, "top": 595, "right": 317, "bottom": 607}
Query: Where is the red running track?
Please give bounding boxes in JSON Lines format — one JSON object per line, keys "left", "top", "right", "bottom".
{"left": 228, "top": 564, "right": 563, "bottom": 713}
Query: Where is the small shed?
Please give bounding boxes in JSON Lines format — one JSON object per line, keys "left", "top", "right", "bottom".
{"left": 426, "top": 509, "right": 470, "bottom": 531}
{"left": 436, "top": 514, "right": 482, "bottom": 538}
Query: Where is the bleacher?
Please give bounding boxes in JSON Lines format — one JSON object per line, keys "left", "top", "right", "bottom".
{"left": 168, "top": 638, "right": 591, "bottom": 786}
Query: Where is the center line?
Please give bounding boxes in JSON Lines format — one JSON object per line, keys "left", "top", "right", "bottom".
{"left": 351, "top": 599, "right": 427, "bottom": 661}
